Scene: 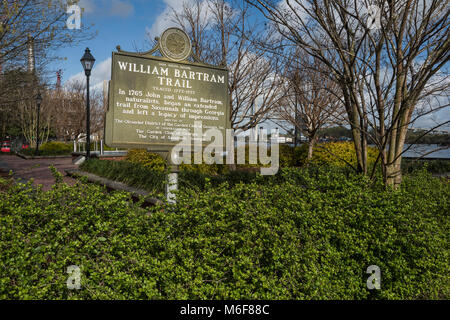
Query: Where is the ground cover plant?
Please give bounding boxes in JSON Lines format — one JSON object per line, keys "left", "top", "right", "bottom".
{"left": 80, "top": 158, "right": 261, "bottom": 192}
{"left": 0, "top": 166, "right": 448, "bottom": 299}
{"left": 402, "top": 159, "right": 450, "bottom": 175}
{"left": 80, "top": 158, "right": 166, "bottom": 194}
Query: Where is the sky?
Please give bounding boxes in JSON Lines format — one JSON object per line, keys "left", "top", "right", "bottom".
{"left": 57, "top": 0, "right": 187, "bottom": 91}
{"left": 56, "top": 0, "right": 283, "bottom": 133}
{"left": 54, "top": 0, "right": 449, "bottom": 131}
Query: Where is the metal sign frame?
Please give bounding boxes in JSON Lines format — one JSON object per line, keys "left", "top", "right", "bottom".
{"left": 104, "top": 30, "right": 230, "bottom": 153}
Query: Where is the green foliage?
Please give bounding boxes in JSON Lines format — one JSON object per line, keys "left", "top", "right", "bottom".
{"left": 0, "top": 166, "right": 448, "bottom": 299}
{"left": 180, "top": 162, "right": 228, "bottom": 175}
{"left": 49, "top": 165, "right": 63, "bottom": 184}
{"left": 80, "top": 159, "right": 166, "bottom": 194}
{"left": 102, "top": 144, "right": 118, "bottom": 151}
{"left": 402, "top": 159, "right": 450, "bottom": 175}
{"left": 179, "top": 168, "right": 260, "bottom": 190}
{"left": 0, "top": 177, "right": 11, "bottom": 191}
{"left": 235, "top": 145, "right": 273, "bottom": 169}
{"left": 311, "top": 141, "right": 378, "bottom": 168}
{"left": 405, "top": 130, "right": 449, "bottom": 145}
{"left": 40, "top": 141, "right": 73, "bottom": 155}
{"left": 278, "top": 142, "right": 378, "bottom": 169}
{"left": 180, "top": 145, "right": 279, "bottom": 174}
{"left": 21, "top": 141, "right": 73, "bottom": 156}
{"left": 279, "top": 144, "right": 308, "bottom": 167}
{"left": 318, "top": 126, "right": 353, "bottom": 140}
{"left": 179, "top": 150, "right": 229, "bottom": 175}
{"left": 80, "top": 158, "right": 259, "bottom": 193}
{"left": 126, "top": 149, "right": 166, "bottom": 172}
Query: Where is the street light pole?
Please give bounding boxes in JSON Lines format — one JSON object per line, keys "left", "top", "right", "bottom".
{"left": 86, "top": 74, "right": 90, "bottom": 159}
{"left": 80, "top": 48, "right": 95, "bottom": 160}
{"left": 35, "top": 92, "right": 42, "bottom": 156}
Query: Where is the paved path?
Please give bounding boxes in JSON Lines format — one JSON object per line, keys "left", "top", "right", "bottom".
{"left": 0, "top": 155, "right": 78, "bottom": 191}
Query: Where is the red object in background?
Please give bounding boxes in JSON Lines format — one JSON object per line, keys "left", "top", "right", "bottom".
{"left": 1, "top": 141, "right": 11, "bottom": 153}
{"left": 21, "top": 143, "right": 29, "bottom": 149}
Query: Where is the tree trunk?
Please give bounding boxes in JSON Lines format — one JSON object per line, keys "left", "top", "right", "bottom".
{"left": 352, "top": 126, "right": 366, "bottom": 173}
{"left": 385, "top": 158, "right": 402, "bottom": 189}
{"left": 344, "top": 89, "right": 367, "bottom": 174}
{"left": 1, "top": 113, "right": 5, "bottom": 138}
{"left": 307, "top": 135, "right": 316, "bottom": 164}
{"left": 385, "top": 110, "right": 411, "bottom": 188}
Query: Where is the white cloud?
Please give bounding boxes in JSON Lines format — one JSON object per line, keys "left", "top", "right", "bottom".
{"left": 412, "top": 110, "right": 450, "bottom": 130}
{"left": 147, "top": 0, "right": 193, "bottom": 39}
{"left": 109, "top": 0, "right": 134, "bottom": 18}
{"left": 146, "top": 8, "right": 176, "bottom": 40}
{"left": 146, "top": 0, "right": 216, "bottom": 39}
{"left": 77, "top": 0, "right": 95, "bottom": 14}
{"left": 66, "top": 57, "right": 111, "bottom": 92}
{"left": 75, "top": 0, "right": 134, "bottom": 18}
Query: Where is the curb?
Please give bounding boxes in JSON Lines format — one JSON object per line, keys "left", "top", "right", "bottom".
{"left": 16, "top": 153, "right": 72, "bottom": 160}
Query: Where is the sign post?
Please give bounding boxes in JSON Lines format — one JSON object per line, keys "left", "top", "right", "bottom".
{"left": 104, "top": 28, "right": 230, "bottom": 203}
{"left": 166, "top": 170, "right": 178, "bottom": 204}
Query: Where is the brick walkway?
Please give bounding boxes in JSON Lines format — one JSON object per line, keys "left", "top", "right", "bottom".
{"left": 0, "top": 155, "right": 78, "bottom": 191}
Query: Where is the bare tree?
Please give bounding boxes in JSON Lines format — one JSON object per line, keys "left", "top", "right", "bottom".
{"left": 0, "top": 0, "right": 95, "bottom": 139}
{"left": 6, "top": 76, "right": 51, "bottom": 147}
{"left": 6, "top": 78, "right": 103, "bottom": 147}
{"left": 247, "top": 0, "right": 450, "bottom": 187}
{"left": 0, "top": 0, "right": 94, "bottom": 68}
{"left": 275, "top": 49, "right": 344, "bottom": 160}
{"left": 48, "top": 80, "right": 104, "bottom": 142}
{"left": 166, "top": 0, "right": 285, "bottom": 132}
{"left": 0, "top": 69, "right": 30, "bottom": 137}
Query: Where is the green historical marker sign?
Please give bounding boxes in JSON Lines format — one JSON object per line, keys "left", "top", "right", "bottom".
{"left": 105, "top": 28, "right": 230, "bottom": 151}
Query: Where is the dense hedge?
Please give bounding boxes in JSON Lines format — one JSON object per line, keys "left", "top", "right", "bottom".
{"left": 21, "top": 141, "right": 73, "bottom": 156}
{"left": 119, "top": 143, "right": 382, "bottom": 176}
{"left": 80, "top": 159, "right": 166, "bottom": 194}
{"left": 278, "top": 144, "right": 308, "bottom": 167}
{"left": 265, "top": 142, "right": 379, "bottom": 169}
{"left": 40, "top": 141, "right": 73, "bottom": 155}
{"left": 402, "top": 159, "right": 450, "bottom": 175}
{"left": 310, "top": 141, "right": 379, "bottom": 168}
{"left": 0, "top": 167, "right": 448, "bottom": 299}
{"left": 80, "top": 159, "right": 260, "bottom": 192}
{"left": 126, "top": 149, "right": 166, "bottom": 172}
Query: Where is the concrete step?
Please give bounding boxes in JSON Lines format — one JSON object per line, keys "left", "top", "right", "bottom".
{"left": 72, "top": 155, "right": 85, "bottom": 165}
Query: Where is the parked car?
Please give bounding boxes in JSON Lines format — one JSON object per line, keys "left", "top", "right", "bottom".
{"left": 1, "top": 141, "right": 11, "bottom": 153}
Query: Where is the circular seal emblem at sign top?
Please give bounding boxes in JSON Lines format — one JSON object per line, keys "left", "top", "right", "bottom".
{"left": 160, "top": 28, "right": 192, "bottom": 62}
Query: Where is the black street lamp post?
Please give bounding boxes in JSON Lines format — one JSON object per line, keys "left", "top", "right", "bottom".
{"left": 35, "top": 92, "right": 42, "bottom": 156}
{"left": 80, "top": 48, "right": 95, "bottom": 159}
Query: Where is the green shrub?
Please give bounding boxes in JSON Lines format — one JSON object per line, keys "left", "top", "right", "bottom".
{"left": 179, "top": 150, "right": 229, "bottom": 175}
{"left": 80, "top": 158, "right": 260, "bottom": 193}
{"left": 40, "top": 141, "right": 73, "bottom": 155}
{"left": 124, "top": 145, "right": 298, "bottom": 174}
{"left": 402, "top": 159, "right": 450, "bottom": 175}
{"left": 278, "top": 142, "right": 377, "bottom": 169}
{"left": 80, "top": 159, "right": 166, "bottom": 194}
{"left": 180, "top": 163, "right": 228, "bottom": 175}
{"left": 279, "top": 144, "right": 308, "bottom": 167}
{"left": 179, "top": 168, "right": 260, "bottom": 190}
{"left": 126, "top": 149, "right": 166, "bottom": 172}
{"left": 0, "top": 167, "right": 448, "bottom": 299}
{"left": 20, "top": 141, "right": 73, "bottom": 156}
{"left": 311, "top": 141, "right": 379, "bottom": 169}
{"left": 0, "top": 177, "right": 11, "bottom": 191}
{"left": 179, "top": 146, "right": 271, "bottom": 173}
